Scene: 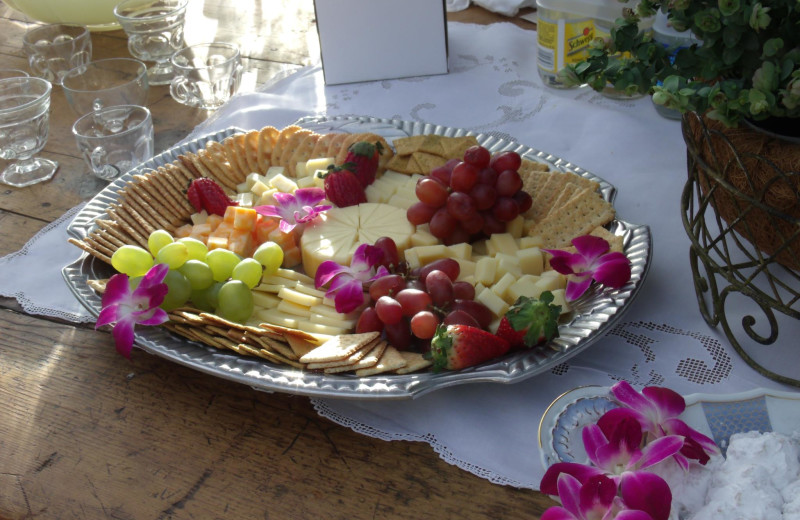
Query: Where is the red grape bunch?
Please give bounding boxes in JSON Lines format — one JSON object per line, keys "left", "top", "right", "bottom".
{"left": 355, "top": 241, "right": 494, "bottom": 351}
{"left": 407, "top": 146, "right": 533, "bottom": 245}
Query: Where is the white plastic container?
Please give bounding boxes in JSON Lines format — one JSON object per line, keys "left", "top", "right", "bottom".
{"left": 536, "top": 0, "right": 652, "bottom": 90}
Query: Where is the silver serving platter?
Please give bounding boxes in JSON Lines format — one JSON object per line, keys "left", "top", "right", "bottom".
{"left": 63, "top": 115, "right": 652, "bottom": 400}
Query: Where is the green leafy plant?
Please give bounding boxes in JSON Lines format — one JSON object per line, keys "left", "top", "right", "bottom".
{"left": 562, "top": 0, "right": 800, "bottom": 127}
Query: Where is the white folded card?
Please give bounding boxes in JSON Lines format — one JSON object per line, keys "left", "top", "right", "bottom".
{"left": 314, "top": 0, "right": 449, "bottom": 85}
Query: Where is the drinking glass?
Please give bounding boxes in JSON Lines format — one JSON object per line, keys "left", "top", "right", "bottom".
{"left": 169, "top": 42, "right": 243, "bottom": 110}
{"left": 0, "top": 69, "right": 30, "bottom": 80}
{"left": 22, "top": 24, "right": 92, "bottom": 86}
{"left": 0, "top": 77, "right": 58, "bottom": 188}
{"left": 62, "top": 58, "right": 149, "bottom": 115}
{"left": 113, "top": 0, "right": 188, "bottom": 85}
{"left": 72, "top": 105, "right": 154, "bottom": 181}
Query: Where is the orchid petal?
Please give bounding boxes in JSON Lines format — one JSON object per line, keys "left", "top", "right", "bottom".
{"left": 351, "top": 243, "right": 383, "bottom": 271}
{"left": 138, "top": 262, "right": 169, "bottom": 287}
{"left": 278, "top": 219, "right": 297, "bottom": 234}
{"left": 582, "top": 424, "right": 609, "bottom": 466}
{"left": 615, "top": 511, "right": 656, "bottom": 520}
{"left": 557, "top": 473, "right": 584, "bottom": 516}
{"left": 371, "top": 265, "right": 391, "bottom": 281}
{"left": 544, "top": 249, "right": 583, "bottom": 275}
{"left": 101, "top": 273, "right": 132, "bottom": 308}
{"left": 315, "top": 261, "right": 348, "bottom": 288}
{"left": 540, "top": 462, "right": 604, "bottom": 495}
{"left": 293, "top": 187, "right": 326, "bottom": 206}
{"left": 136, "top": 307, "right": 169, "bottom": 326}
{"left": 272, "top": 191, "right": 297, "bottom": 207}
{"left": 327, "top": 272, "right": 357, "bottom": 293}
{"left": 541, "top": 507, "right": 579, "bottom": 520}
{"left": 597, "top": 407, "right": 646, "bottom": 438}
{"left": 333, "top": 279, "right": 366, "bottom": 314}
{"left": 592, "top": 254, "right": 631, "bottom": 289}
{"left": 663, "top": 418, "right": 719, "bottom": 454}
{"left": 96, "top": 304, "right": 121, "bottom": 328}
{"left": 565, "top": 274, "right": 593, "bottom": 301}
{"left": 579, "top": 474, "right": 618, "bottom": 515}
{"left": 572, "top": 235, "right": 610, "bottom": 261}
{"left": 641, "top": 387, "right": 686, "bottom": 418}
{"left": 610, "top": 381, "right": 654, "bottom": 416}
{"left": 111, "top": 317, "right": 136, "bottom": 358}
{"left": 254, "top": 205, "right": 283, "bottom": 219}
{"left": 619, "top": 472, "right": 672, "bottom": 520}
{"left": 637, "top": 435, "right": 685, "bottom": 469}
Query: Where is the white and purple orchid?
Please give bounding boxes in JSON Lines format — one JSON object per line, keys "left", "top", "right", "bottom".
{"left": 544, "top": 235, "right": 631, "bottom": 301}
{"left": 95, "top": 263, "right": 170, "bottom": 359}
{"left": 540, "top": 383, "right": 719, "bottom": 520}
{"left": 314, "top": 243, "right": 390, "bottom": 314}
{"left": 542, "top": 473, "right": 664, "bottom": 520}
{"left": 254, "top": 187, "right": 331, "bottom": 234}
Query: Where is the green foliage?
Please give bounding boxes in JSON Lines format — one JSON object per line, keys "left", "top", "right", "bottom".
{"left": 560, "top": 0, "right": 800, "bottom": 126}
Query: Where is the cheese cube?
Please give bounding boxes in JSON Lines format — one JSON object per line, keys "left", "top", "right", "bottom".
{"left": 475, "top": 256, "right": 498, "bottom": 286}
{"left": 507, "top": 276, "right": 544, "bottom": 301}
{"left": 410, "top": 228, "right": 439, "bottom": 247}
{"left": 506, "top": 215, "right": 525, "bottom": 238}
{"left": 277, "top": 299, "right": 312, "bottom": 318}
{"left": 312, "top": 169, "right": 327, "bottom": 188}
{"left": 249, "top": 179, "right": 271, "bottom": 197}
{"left": 295, "top": 161, "right": 307, "bottom": 178}
{"left": 296, "top": 320, "right": 348, "bottom": 336}
{"left": 252, "top": 291, "right": 280, "bottom": 309}
{"left": 296, "top": 175, "right": 316, "bottom": 189}
{"left": 549, "top": 289, "right": 571, "bottom": 314}
{"left": 454, "top": 258, "right": 477, "bottom": 280}
{"left": 517, "top": 247, "right": 544, "bottom": 275}
{"left": 269, "top": 173, "right": 298, "bottom": 193}
{"left": 496, "top": 255, "right": 522, "bottom": 280}
{"left": 488, "top": 233, "right": 518, "bottom": 255}
{"left": 306, "top": 157, "right": 334, "bottom": 172}
{"left": 310, "top": 312, "right": 357, "bottom": 329}
{"left": 447, "top": 242, "right": 472, "bottom": 260}
{"left": 245, "top": 172, "right": 263, "bottom": 190}
{"left": 413, "top": 244, "right": 450, "bottom": 265}
{"left": 491, "top": 272, "right": 517, "bottom": 301}
{"left": 404, "top": 248, "right": 421, "bottom": 269}
{"left": 264, "top": 166, "right": 286, "bottom": 180}
{"left": 257, "top": 188, "right": 278, "bottom": 206}
{"left": 278, "top": 287, "right": 323, "bottom": 308}
{"left": 276, "top": 268, "right": 314, "bottom": 285}
{"left": 520, "top": 235, "right": 544, "bottom": 248}
{"left": 535, "top": 272, "right": 566, "bottom": 293}
{"left": 293, "top": 283, "right": 327, "bottom": 299}
{"left": 476, "top": 288, "right": 509, "bottom": 318}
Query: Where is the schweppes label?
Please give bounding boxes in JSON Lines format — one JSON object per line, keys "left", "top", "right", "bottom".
{"left": 537, "top": 16, "right": 595, "bottom": 74}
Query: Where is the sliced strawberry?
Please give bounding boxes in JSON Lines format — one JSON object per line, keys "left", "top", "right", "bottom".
{"left": 323, "top": 166, "right": 367, "bottom": 207}
{"left": 429, "top": 324, "right": 510, "bottom": 371}
{"left": 496, "top": 292, "right": 561, "bottom": 350}
{"left": 186, "top": 178, "right": 237, "bottom": 217}
{"left": 343, "top": 140, "right": 383, "bottom": 187}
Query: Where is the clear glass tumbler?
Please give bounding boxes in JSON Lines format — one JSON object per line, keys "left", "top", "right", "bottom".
{"left": 169, "top": 42, "right": 243, "bottom": 110}
{"left": 113, "top": 0, "right": 188, "bottom": 85}
{"left": 0, "top": 77, "right": 58, "bottom": 188}
{"left": 72, "top": 105, "right": 154, "bottom": 181}
{"left": 62, "top": 58, "right": 149, "bottom": 115}
{"left": 22, "top": 24, "right": 92, "bottom": 86}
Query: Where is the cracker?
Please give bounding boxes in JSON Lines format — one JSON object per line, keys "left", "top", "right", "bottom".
{"left": 285, "top": 334, "right": 319, "bottom": 359}
{"left": 252, "top": 334, "right": 298, "bottom": 361}
{"left": 279, "top": 128, "right": 314, "bottom": 174}
{"left": 310, "top": 132, "right": 340, "bottom": 160}
{"left": 529, "top": 191, "right": 615, "bottom": 248}
{"left": 588, "top": 226, "right": 625, "bottom": 253}
{"left": 271, "top": 125, "right": 302, "bottom": 167}
{"left": 68, "top": 238, "right": 112, "bottom": 264}
{"left": 519, "top": 158, "right": 551, "bottom": 175}
{"left": 385, "top": 153, "right": 420, "bottom": 175}
{"left": 299, "top": 332, "right": 379, "bottom": 363}
{"left": 395, "top": 351, "right": 433, "bottom": 374}
{"left": 412, "top": 151, "right": 447, "bottom": 173}
{"left": 222, "top": 135, "right": 249, "bottom": 178}
{"left": 204, "top": 140, "right": 242, "bottom": 188}
{"left": 257, "top": 125, "right": 280, "bottom": 173}
{"left": 305, "top": 337, "right": 377, "bottom": 369}
{"left": 325, "top": 132, "right": 350, "bottom": 161}
{"left": 545, "top": 183, "right": 582, "bottom": 219}
{"left": 438, "top": 135, "right": 479, "bottom": 159}
{"left": 530, "top": 173, "right": 573, "bottom": 222}
{"left": 393, "top": 135, "right": 427, "bottom": 156}
{"left": 258, "top": 321, "right": 319, "bottom": 343}
{"left": 323, "top": 340, "right": 388, "bottom": 374}
{"left": 354, "top": 345, "right": 407, "bottom": 376}
{"left": 243, "top": 130, "right": 262, "bottom": 174}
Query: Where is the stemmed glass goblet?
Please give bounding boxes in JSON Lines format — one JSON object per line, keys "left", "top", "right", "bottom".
{"left": 0, "top": 77, "right": 58, "bottom": 188}
{"left": 113, "top": 0, "right": 188, "bottom": 85}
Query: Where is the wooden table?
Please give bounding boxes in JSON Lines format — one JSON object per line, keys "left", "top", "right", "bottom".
{"left": 0, "top": 2, "right": 555, "bottom": 518}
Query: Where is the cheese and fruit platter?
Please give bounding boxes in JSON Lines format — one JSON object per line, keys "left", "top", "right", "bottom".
{"left": 63, "top": 115, "right": 651, "bottom": 399}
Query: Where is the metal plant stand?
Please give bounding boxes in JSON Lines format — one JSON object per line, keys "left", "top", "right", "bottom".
{"left": 680, "top": 112, "right": 800, "bottom": 386}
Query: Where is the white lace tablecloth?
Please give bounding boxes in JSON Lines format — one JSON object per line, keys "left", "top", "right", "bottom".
{"left": 2, "top": 22, "right": 798, "bottom": 490}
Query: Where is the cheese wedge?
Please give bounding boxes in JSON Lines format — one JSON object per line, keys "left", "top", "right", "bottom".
{"left": 300, "top": 203, "right": 415, "bottom": 278}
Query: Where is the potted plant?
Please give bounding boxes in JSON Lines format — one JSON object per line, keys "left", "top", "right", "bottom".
{"left": 560, "top": 0, "right": 800, "bottom": 131}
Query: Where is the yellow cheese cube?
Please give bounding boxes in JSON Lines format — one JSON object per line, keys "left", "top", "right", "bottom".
{"left": 306, "top": 157, "right": 334, "bottom": 172}
{"left": 447, "top": 242, "right": 472, "bottom": 260}
{"left": 517, "top": 247, "right": 544, "bottom": 275}
{"left": 549, "top": 289, "right": 571, "bottom": 314}
{"left": 252, "top": 291, "right": 280, "bottom": 309}
{"left": 245, "top": 172, "right": 262, "bottom": 190}
{"left": 506, "top": 215, "right": 525, "bottom": 238}
{"left": 414, "top": 244, "right": 450, "bottom": 265}
{"left": 535, "top": 272, "right": 567, "bottom": 293}
{"left": 520, "top": 235, "right": 544, "bottom": 248}
{"left": 489, "top": 233, "right": 519, "bottom": 255}
{"left": 257, "top": 188, "right": 278, "bottom": 206}
{"left": 410, "top": 229, "right": 439, "bottom": 247}
{"left": 496, "top": 255, "right": 522, "bottom": 280}
{"left": 296, "top": 175, "right": 316, "bottom": 188}
{"left": 270, "top": 173, "right": 299, "bottom": 193}
{"left": 278, "top": 287, "right": 323, "bottom": 308}
{"left": 454, "top": 258, "right": 477, "bottom": 280}
{"left": 264, "top": 166, "right": 286, "bottom": 180}
{"left": 507, "top": 276, "right": 544, "bottom": 301}
{"left": 295, "top": 161, "right": 307, "bottom": 178}
{"left": 476, "top": 288, "right": 509, "bottom": 318}
{"left": 404, "top": 248, "right": 421, "bottom": 268}
{"left": 491, "top": 272, "right": 517, "bottom": 301}
{"left": 475, "top": 256, "right": 498, "bottom": 286}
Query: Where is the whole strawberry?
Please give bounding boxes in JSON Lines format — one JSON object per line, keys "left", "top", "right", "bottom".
{"left": 429, "top": 324, "right": 510, "bottom": 371}
{"left": 495, "top": 292, "right": 561, "bottom": 350}
{"left": 323, "top": 166, "right": 367, "bottom": 207}
{"left": 186, "top": 178, "right": 237, "bottom": 216}
{"left": 343, "top": 140, "right": 383, "bottom": 187}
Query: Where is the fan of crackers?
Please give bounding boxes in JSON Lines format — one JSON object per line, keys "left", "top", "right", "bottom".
{"left": 71, "top": 124, "right": 619, "bottom": 376}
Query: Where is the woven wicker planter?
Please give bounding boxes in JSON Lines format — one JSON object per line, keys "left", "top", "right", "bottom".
{"left": 682, "top": 112, "right": 800, "bottom": 270}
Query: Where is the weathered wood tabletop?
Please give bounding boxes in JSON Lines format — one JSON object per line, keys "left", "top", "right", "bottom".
{"left": 0, "top": 2, "right": 555, "bottom": 518}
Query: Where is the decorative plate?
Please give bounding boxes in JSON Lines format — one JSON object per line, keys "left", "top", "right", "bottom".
{"left": 63, "top": 115, "right": 652, "bottom": 400}
{"left": 538, "top": 385, "right": 800, "bottom": 469}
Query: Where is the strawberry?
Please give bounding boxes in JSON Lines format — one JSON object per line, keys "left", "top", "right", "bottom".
{"left": 343, "top": 140, "right": 383, "bottom": 187}
{"left": 495, "top": 292, "right": 561, "bottom": 350}
{"left": 429, "top": 324, "right": 510, "bottom": 371}
{"left": 186, "top": 178, "right": 237, "bottom": 216}
{"left": 322, "top": 166, "right": 367, "bottom": 207}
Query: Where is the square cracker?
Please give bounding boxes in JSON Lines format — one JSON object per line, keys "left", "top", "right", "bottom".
{"left": 285, "top": 334, "right": 319, "bottom": 359}
{"left": 395, "top": 351, "right": 433, "bottom": 374}
{"left": 323, "top": 340, "right": 388, "bottom": 374}
{"left": 299, "top": 332, "right": 380, "bottom": 364}
{"left": 393, "top": 135, "right": 427, "bottom": 155}
{"left": 412, "top": 151, "right": 447, "bottom": 173}
{"left": 439, "top": 135, "right": 479, "bottom": 159}
{"left": 305, "top": 337, "right": 378, "bottom": 369}
{"left": 530, "top": 173, "right": 573, "bottom": 221}
{"left": 386, "top": 153, "right": 421, "bottom": 175}
{"left": 354, "top": 345, "right": 407, "bottom": 376}
{"left": 529, "top": 191, "right": 615, "bottom": 248}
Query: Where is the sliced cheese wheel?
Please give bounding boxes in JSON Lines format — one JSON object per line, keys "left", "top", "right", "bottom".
{"left": 301, "top": 203, "right": 415, "bottom": 278}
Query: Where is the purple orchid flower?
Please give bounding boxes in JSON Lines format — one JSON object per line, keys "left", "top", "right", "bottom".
{"left": 254, "top": 187, "right": 332, "bottom": 234}
{"left": 541, "top": 473, "right": 662, "bottom": 520}
{"left": 599, "top": 381, "right": 719, "bottom": 468}
{"left": 95, "top": 263, "right": 170, "bottom": 359}
{"left": 314, "top": 243, "right": 390, "bottom": 313}
{"left": 544, "top": 235, "right": 631, "bottom": 301}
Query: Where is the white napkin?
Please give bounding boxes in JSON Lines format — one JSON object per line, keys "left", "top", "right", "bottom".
{"left": 0, "top": 202, "right": 94, "bottom": 323}
{"left": 473, "top": 0, "right": 536, "bottom": 16}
